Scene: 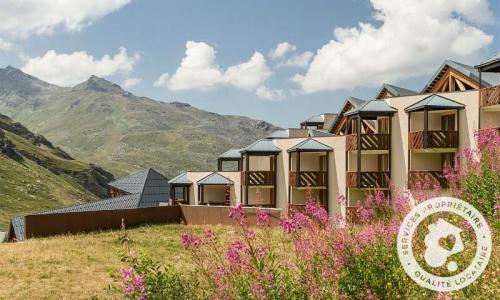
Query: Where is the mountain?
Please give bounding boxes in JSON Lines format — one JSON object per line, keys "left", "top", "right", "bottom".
{"left": 0, "top": 67, "right": 279, "bottom": 178}
{"left": 0, "top": 113, "right": 114, "bottom": 229}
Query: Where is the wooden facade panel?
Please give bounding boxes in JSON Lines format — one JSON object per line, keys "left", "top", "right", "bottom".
{"left": 346, "top": 134, "right": 390, "bottom": 151}
{"left": 289, "top": 171, "right": 328, "bottom": 187}
{"left": 480, "top": 85, "right": 500, "bottom": 107}
{"left": 346, "top": 171, "right": 390, "bottom": 188}
{"left": 24, "top": 206, "right": 181, "bottom": 239}
{"left": 408, "top": 171, "right": 448, "bottom": 189}
{"left": 409, "top": 130, "right": 458, "bottom": 149}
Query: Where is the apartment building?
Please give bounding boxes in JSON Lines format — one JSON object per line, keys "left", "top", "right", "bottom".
{"left": 169, "top": 56, "right": 500, "bottom": 217}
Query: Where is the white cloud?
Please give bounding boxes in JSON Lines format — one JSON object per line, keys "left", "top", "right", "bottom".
{"left": 293, "top": 0, "right": 494, "bottom": 93}
{"left": 154, "top": 73, "right": 170, "bottom": 88}
{"left": 156, "top": 41, "right": 275, "bottom": 99}
{"left": 123, "top": 77, "right": 142, "bottom": 89}
{"left": 269, "top": 42, "right": 296, "bottom": 59}
{"left": 282, "top": 51, "right": 314, "bottom": 68}
{"left": 223, "top": 52, "right": 271, "bottom": 90}
{"left": 0, "top": 38, "right": 13, "bottom": 51}
{"left": 256, "top": 86, "right": 285, "bottom": 101}
{"left": 22, "top": 47, "right": 141, "bottom": 86}
{"left": 163, "top": 41, "right": 223, "bottom": 91}
{"left": 0, "top": 0, "right": 130, "bottom": 37}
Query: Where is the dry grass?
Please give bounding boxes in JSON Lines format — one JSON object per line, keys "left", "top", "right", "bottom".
{"left": 0, "top": 223, "right": 215, "bottom": 300}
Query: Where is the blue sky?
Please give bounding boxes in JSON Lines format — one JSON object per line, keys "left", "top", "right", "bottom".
{"left": 0, "top": 0, "right": 499, "bottom": 127}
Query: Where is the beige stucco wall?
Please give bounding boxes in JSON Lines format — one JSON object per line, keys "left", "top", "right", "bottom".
{"left": 248, "top": 155, "right": 273, "bottom": 170}
{"left": 481, "top": 108, "right": 500, "bottom": 129}
{"left": 348, "top": 152, "right": 380, "bottom": 172}
{"left": 410, "top": 153, "right": 442, "bottom": 171}
{"left": 386, "top": 90, "right": 479, "bottom": 195}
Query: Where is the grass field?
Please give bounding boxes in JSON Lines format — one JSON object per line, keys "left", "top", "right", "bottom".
{"left": 0, "top": 224, "right": 214, "bottom": 300}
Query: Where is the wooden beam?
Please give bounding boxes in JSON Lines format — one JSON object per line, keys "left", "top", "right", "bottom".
{"left": 245, "top": 154, "right": 249, "bottom": 206}
{"left": 424, "top": 108, "right": 429, "bottom": 148}
{"left": 326, "top": 151, "right": 329, "bottom": 214}
{"left": 273, "top": 154, "right": 278, "bottom": 208}
{"left": 455, "top": 78, "right": 466, "bottom": 91}
{"left": 357, "top": 116, "right": 362, "bottom": 188}
{"left": 336, "top": 116, "right": 347, "bottom": 135}
{"left": 288, "top": 152, "right": 291, "bottom": 205}
{"left": 296, "top": 151, "right": 301, "bottom": 186}
{"left": 449, "top": 74, "right": 455, "bottom": 92}
{"left": 363, "top": 119, "right": 376, "bottom": 133}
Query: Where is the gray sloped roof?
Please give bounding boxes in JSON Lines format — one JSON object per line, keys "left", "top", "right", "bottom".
{"left": 287, "top": 138, "right": 333, "bottom": 152}
{"left": 240, "top": 139, "right": 281, "bottom": 153}
{"left": 329, "top": 96, "right": 367, "bottom": 132}
{"left": 38, "top": 193, "right": 142, "bottom": 214}
{"left": 139, "top": 169, "right": 170, "bottom": 206}
{"left": 108, "top": 168, "right": 169, "bottom": 200}
{"left": 475, "top": 52, "right": 500, "bottom": 72}
{"left": 218, "top": 149, "right": 242, "bottom": 159}
{"left": 308, "top": 129, "right": 334, "bottom": 137}
{"left": 10, "top": 216, "right": 25, "bottom": 241}
{"left": 197, "top": 172, "right": 233, "bottom": 185}
{"left": 169, "top": 172, "right": 192, "bottom": 185}
{"left": 376, "top": 84, "right": 418, "bottom": 98}
{"left": 108, "top": 169, "right": 150, "bottom": 194}
{"left": 301, "top": 114, "right": 324, "bottom": 124}
{"left": 266, "top": 130, "right": 289, "bottom": 139}
{"left": 405, "top": 94, "right": 465, "bottom": 112}
{"left": 423, "top": 60, "right": 500, "bottom": 93}
{"left": 476, "top": 52, "right": 500, "bottom": 67}
{"left": 344, "top": 100, "right": 398, "bottom": 116}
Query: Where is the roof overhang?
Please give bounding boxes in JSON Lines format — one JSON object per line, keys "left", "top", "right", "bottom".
{"left": 405, "top": 105, "right": 465, "bottom": 113}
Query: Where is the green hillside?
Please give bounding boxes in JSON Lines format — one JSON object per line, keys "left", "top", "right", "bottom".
{"left": 0, "top": 67, "right": 279, "bottom": 178}
{"left": 0, "top": 113, "right": 114, "bottom": 229}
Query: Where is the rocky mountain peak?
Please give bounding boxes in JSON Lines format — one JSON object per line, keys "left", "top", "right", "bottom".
{"left": 73, "top": 75, "right": 129, "bottom": 95}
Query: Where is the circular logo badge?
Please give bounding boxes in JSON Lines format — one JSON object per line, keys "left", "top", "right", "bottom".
{"left": 397, "top": 197, "right": 492, "bottom": 292}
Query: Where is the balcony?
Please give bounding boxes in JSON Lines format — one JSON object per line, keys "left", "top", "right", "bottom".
{"left": 347, "top": 171, "right": 390, "bottom": 189}
{"left": 409, "top": 130, "right": 458, "bottom": 149}
{"left": 346, "top": 133, "right": 390, "bottom": 151}
{"left": 289, "top": 171, "right": 327, "bottom": 187}
{"left": 480, "top": 85, "right": 500, "bottom": 108}
{"left": 408, "top": 171, "right": 448, "bottom": 189}
{"left": 241, "top": 171, "right": 275, "bottom": 186}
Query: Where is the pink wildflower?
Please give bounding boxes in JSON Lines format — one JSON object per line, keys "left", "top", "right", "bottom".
{"left": 229, "top": 205, "right": 244, "bottom": 220}
{"left": 256, "top": 210, "right": 270, "bottom": 226}
{"left": 279, "top": 218, "right": 298, "bottom": 233}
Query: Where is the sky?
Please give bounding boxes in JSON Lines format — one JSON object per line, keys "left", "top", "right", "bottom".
{"left": 0, "top": 0, "right": 499, "bottom": 128}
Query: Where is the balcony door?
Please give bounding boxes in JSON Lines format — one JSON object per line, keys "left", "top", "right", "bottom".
{"left": 441, "top": 114, "right": 455, "bottom": 131}
{"left": 377, "top": 117, "right": 389, "bottom": 134}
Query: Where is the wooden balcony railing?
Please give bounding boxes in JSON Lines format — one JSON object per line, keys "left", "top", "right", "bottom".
{"left": 408, "top": 171, "right": 448, "bottom": 189}
{"left": 346, "top": 133, "right": 390, "bottom": 151}
{"left": 289, "top": 171, "right": 328, "bottom": 187}
{"left": 242, "top": 171, "right": 275, "bottom": 186}
{"left": 480, "top": 85, "right": 500, "bottom": 107}
{"left": 347, "top": 171, "right": 390, "bottom": 188}
{"left": 409, "top": 130, "right": 458, "bottom": 149}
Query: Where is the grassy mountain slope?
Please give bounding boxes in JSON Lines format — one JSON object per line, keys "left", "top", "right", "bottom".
{"left": 0, "top": 113, "right": 114, "bottom": 229}
{"left": 0, "top": 67, "right": 279, "bottom": 177}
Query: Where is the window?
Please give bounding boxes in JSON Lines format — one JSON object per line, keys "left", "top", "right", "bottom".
{"left": 441, "top": 114, "right": 455, "bottom": 131}
{"left": 378, "top": 117, "right": 389, "bottom": 134}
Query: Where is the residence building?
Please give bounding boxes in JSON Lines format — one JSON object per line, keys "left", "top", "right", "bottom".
{"left": 171, "top": 56, "right": 500, "bottom": 218}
